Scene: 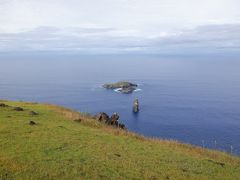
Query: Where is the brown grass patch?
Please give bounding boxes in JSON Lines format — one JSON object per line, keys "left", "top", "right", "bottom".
{"left": 0, "top": 156, "right": 26, "bottom": 172}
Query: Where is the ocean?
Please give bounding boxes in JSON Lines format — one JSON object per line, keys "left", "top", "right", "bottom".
{"left": 1, "top": 53, "right": 240, "bottom": 155}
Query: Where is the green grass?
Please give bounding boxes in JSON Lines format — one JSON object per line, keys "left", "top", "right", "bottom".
{"left": 0, "top": 100, "right": 239, "bottom": 179}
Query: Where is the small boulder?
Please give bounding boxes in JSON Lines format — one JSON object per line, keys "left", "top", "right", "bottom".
{"left": 29, "top": 111, "right": 38, "bottom": 116}
{"left": 118, "top": 123, "right": 126, "bottom": 129}
{"left": 114, "top": 153, "right": 121, "bottom": 157}
{"left": 0, "top": 103, "right": 9, "bottom": 107}
{"left": 29, "top": 121, "right": 36, "bottom": 125}
{"left": 74, "top": 118, "right": 82, "bottom": 123}
{"left": 13, "top": 107, "right": 24, "bottom": 111}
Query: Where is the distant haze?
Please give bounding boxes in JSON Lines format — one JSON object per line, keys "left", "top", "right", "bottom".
{"left": 0, "top": 0, "right": 240, "bottom": 53}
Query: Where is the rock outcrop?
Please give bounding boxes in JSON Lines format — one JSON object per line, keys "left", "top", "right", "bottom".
{"left": 95, "top": 112, "right": 125, "bottom": 129}
{"left": 109, "top": 112, "right": 120, "bottom": 126}
{"left": 95, "top": 112, "right": 110, "bottom": 123}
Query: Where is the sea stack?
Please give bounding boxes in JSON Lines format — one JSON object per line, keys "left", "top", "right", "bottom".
{"left": 132, "top": 99, "right": 139, "bottom": 113}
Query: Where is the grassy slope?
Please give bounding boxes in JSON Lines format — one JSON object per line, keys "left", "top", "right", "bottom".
{"left": 0, "top": 100, "right": 239, "bottom": 180}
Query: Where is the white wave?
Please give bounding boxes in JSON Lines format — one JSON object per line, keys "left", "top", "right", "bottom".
{"left": 114, "top": 88, "right": 122, "bottom": 93}
{"left": 134, "top": 88, "right": 142, "bottom": 92}
{"left": 113, "top": 88, "right": 143, "bottom": 93}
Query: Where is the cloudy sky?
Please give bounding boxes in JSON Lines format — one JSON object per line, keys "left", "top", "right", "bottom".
{"left": 0, "top": 0, "right": 240, "bottom": 53}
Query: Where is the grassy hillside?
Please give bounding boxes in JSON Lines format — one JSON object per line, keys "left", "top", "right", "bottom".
{"left": 0, "top": 100, "right": 239, "bottom": 179}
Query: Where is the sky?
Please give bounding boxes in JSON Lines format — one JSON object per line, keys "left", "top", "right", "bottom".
{"left": 0, "top": 0, "right": 240, "bottom": 53}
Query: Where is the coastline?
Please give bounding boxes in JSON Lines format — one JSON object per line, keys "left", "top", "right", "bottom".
{"left": 0, "top": 99, "right": 238, "bottom": 156}
{"left": 0, "top": 99, "right": 240, "bottom": 179}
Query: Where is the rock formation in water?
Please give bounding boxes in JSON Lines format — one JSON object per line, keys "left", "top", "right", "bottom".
{"left": 132, "top": 99, "right": 139, "bottom": 113}
{"left": 103, "top": 81, "right": 138, "bottom": 94}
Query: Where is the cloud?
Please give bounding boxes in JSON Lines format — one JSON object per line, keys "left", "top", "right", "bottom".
{"left": 0, "top": 0, "right": 239, "bottom": 54}
{"left": 0, "top": 26, "right": 148, "bottom": 52}
{"left": 154, "top": 24, "right": 240, "bottom": 49}
{"left": 0, "top": 0, "right": 240, "bottom": 34}
{"left": 0, "top": 24, "right": 240, "bottom": 53}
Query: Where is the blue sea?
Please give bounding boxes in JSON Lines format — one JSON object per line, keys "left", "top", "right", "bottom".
{"left": 1, "top": 53, "right": 240, "bottom": 155}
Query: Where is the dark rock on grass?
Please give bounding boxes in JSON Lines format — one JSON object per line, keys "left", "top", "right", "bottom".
{"left": 74, "top": 118, "right": 82, "bottom": 123}
{"left": 110, "top": 112, "right": 120, "bottom": 126}
{"left": 0, "top": 103, "right": 9, "bottom": 107}
{"left": 29, "top": 120, "right": 36, "bottom": 125}
{"left": 95, "top": 112, "right": 110, "bottom": 123}
{"left": 114, "top": 153, "right": 121, "bottom": 157}
{"left": 29, "top": 111, "right": 38, "bottom": 116}
{"left": 118, "top": 123, "right": 125, "bottom": 129}
{"left": 95, "top": 112, "right": 126, "bottom": 129}
{"left": 13, "top": 107, "right": 24, "bottom": 111}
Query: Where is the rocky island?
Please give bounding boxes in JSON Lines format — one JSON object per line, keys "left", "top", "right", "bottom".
{"left": 103, "top": 81, "right": 138, "bottom": 94}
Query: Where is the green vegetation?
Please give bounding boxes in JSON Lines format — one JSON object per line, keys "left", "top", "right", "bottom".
{"left": 0, "top": 100, "right": 239, "bottom": 179}
{"left": 103, "top": 81, "right": 137, "bottom": 89}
